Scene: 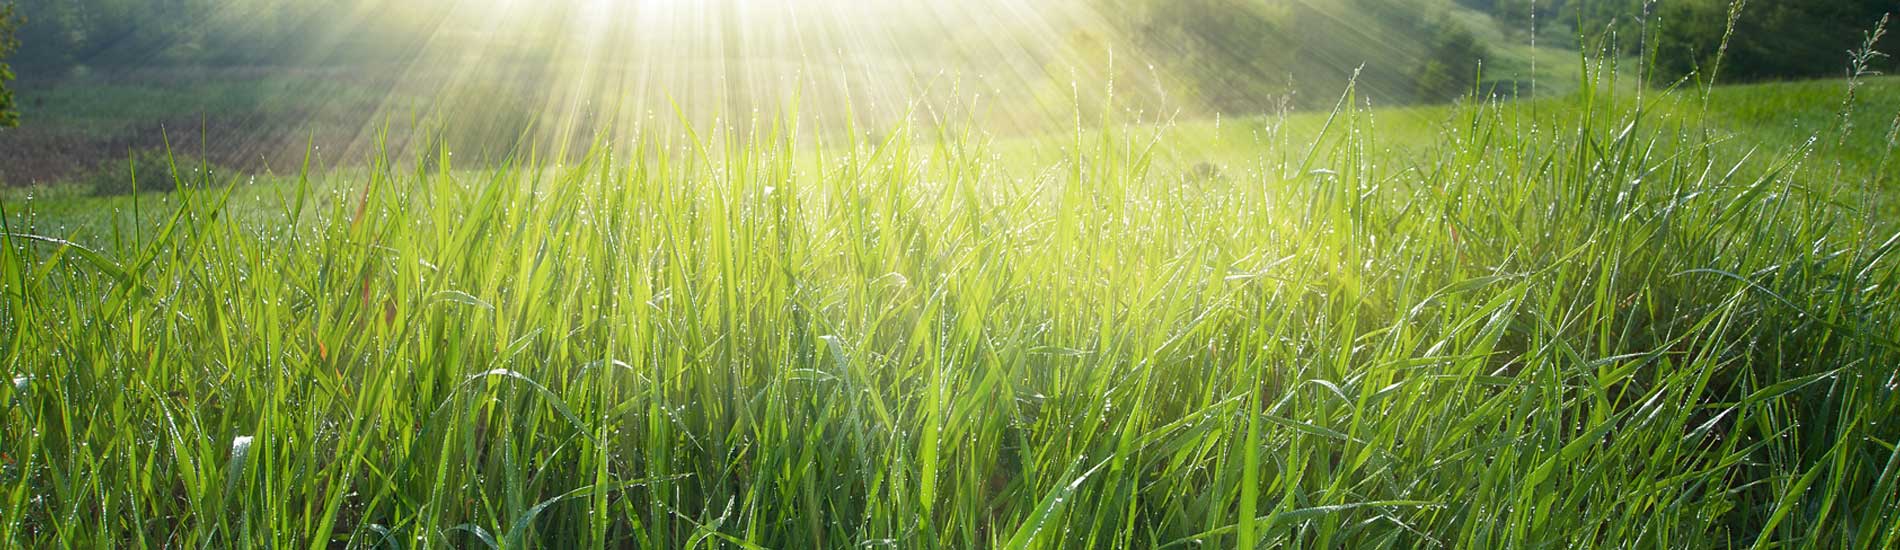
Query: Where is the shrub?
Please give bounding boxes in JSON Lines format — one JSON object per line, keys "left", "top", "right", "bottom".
{"left": 86, "top": 150, "right": 225, "bottom": 195}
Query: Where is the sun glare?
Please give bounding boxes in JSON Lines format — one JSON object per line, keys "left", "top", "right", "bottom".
{"left": 349, "top": 0, "right": 1136, "bottom": 149}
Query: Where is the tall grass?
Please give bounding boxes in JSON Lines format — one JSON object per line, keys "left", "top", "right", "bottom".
{"left": 3, "top": 65, "right": 1899, "bottom": 548}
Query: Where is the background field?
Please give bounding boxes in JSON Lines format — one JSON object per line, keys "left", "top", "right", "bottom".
{"left": 1, "top": 0, "right": 1613, "bottom": 187}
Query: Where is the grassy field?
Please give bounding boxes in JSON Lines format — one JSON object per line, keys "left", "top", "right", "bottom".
{"left": 2, "top": 66, "right": 1899, "bottom": 549}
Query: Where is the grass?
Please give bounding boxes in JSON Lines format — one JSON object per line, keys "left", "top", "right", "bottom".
{"left": 2, "top": 64, "right": 1899, "bottom": 548}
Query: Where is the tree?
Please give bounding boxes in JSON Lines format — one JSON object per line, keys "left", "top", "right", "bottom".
{"left": 1414, "top": 20, "right": 1489, "bottom": 102}
{"left": 1, "top": 1, "right": 18, "bottom": 128}
{"left": 1454, "top": 0, "right": 1533, "bottom": 29}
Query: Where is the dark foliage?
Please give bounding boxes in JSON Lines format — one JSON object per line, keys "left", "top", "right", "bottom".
{"left": 6, "top": 0, "right": 444, "bottom": 75}
{"left": 1100, "top": 0, "right": 1484, "bottom": 110}
{"left": 1415, "top": 19, "right": 1490, "bottom": 102}
{"left": 1, "top": 2, "right": 18, "bottom": 127}
{"left": 1652, "top": 0, "right": 1892, "bottom": 84}
{"left": 85, "top": 149, "right": 223, "bottom": 195}
{"left": 1459, "top": 0, "right": 1893, "bottom": 84}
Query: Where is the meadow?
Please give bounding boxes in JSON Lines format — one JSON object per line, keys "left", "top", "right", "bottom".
{"left": 2, "top": 59, "right": 1900, "bottom": 549}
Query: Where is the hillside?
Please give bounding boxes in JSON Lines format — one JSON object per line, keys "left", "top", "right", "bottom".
{"left": 1092, "top": 0, "right": 1586, "bottom": 109}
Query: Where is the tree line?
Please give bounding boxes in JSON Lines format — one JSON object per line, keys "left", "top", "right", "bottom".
{"left": 1651, "top": 0, "right": 1891, "bottom": 83}
{"left": 1459, "top": 0, "right": 1893, "bottom": 83}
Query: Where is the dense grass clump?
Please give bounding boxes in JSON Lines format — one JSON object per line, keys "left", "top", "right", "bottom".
{"left": 2, "top": 77, "right": 1898, "bottom": 548}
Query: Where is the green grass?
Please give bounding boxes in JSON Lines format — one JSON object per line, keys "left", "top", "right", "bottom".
{"left": 2, "top": 69, "right": 1899, "bottom": 548}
